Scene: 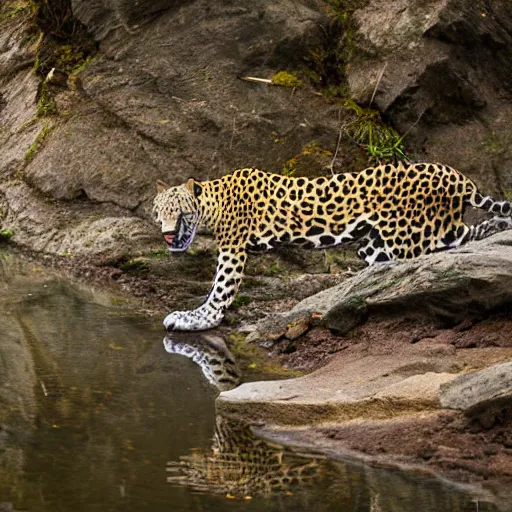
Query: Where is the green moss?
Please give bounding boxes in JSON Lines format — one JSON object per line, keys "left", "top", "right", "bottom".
{"left": 54, "top": 44, "right": 84, "bottom": 72}
{"left": 0, "top": 229, "right": 15, "bottom": 242}
{"left": 345, "top": 294, "right": 366, "bottom": 310}
{"left": 0, "top": 1, "right": 29, "bottom": 19}
{"left": 231, "top": 294, "right": 252, "bottom": 309}
{"left": 483, "top": 131, "right": 505, "bottom": 155}
{"left": 25, "top": 121, "right": 53, "bottom": 162}
{"left": 36, "top": 81, "right": 57, "bottom": 116}
{"left": 227, "top": 333, "right": 304, "bottom": 380}
{"left": 282, "top": 156, "right": 297, "bottom": 176}
{"left": 271, "top": 71, "right": 303, "bottom": 87}
{"left": 68, "top": 54, "right": 93, "bottom": 85}
{"left": 342, "top": 99, "right": 407, "bottom": 163}
{"left": 144, "top": 249, "right": 169, "bottom": 260}
{"left": 282, "top": 141, "right": 333, "bottom": 178}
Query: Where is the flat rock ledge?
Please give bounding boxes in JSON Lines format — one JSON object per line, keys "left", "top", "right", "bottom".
{"left": 246, "top": 231, "right": 512, "bottom": 344}
{"left": 217, "top": 353, "right": 459, "bottom": 425}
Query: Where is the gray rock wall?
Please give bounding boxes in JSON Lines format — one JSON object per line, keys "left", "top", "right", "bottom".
{"left": 1, "top": 0, "right": 512, "bottom": 263}
{"left": 347, "top": 0, "right": 512, "bottom": 196}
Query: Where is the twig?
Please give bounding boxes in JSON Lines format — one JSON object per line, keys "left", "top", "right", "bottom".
{"left": 240, "top": 76, "right": 272, "bottom": 84}
{"left": 400, "top": 109, "right": 425, "bottom": 140}
{"left": 40, "top": 379, "right": 48, "bottom": 397}
{"left": 329, "top": 109, "right": 345, "bottom": 175}
{"left": 369, "top": 62, "right": 388, "bottom": 107}
{"left": 229, "top": 117, "right": 236, "bottom": 150}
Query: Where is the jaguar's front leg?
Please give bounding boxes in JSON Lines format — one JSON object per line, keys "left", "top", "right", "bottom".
{"left": 164, "top": 247, "right": 247, "bottom": 331}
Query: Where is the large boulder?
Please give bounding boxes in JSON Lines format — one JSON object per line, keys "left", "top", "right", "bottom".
{"left": 440, "top": 362, "right": 512, "bottom": 424}
{"left": 0, "top": 0, "right": 344, "bottom": 261}
{"left": 249, "top": 231, "right": 512, "bottom": 341}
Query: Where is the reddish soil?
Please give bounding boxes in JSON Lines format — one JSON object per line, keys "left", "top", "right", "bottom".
{"left": 271, "top": 315, "right": 512, "bottom": 371}
{"left": 318, "top": 408, "right": 512, "bottom": 486}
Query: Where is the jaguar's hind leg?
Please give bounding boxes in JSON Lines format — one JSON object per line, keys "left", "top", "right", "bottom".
{"left": 357, "top": 232, "right": 392, "bottom": 265}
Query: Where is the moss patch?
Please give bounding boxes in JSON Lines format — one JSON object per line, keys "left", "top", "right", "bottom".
{"left": 0, "top": 0, "right": 30, "bottom": 20}
{"left": 0, "top": 229, "right": 15, "bottom": 242}
{"left": 282, "top": 141, "right": 333, "bottom": 178}
{"left": 36, "top": 81, "right": 57, "bottom": 116}
{"left": 231, "top": 294, "right": 252, "bottom": 309}
{"left": 271, "top": 71, "right": 303, "bottom": 88}
{"left": 228, "top": 333, "right": 304, "bottom": 381}
{"left": 25, "top": 121, "right": 54, "bottom": 162}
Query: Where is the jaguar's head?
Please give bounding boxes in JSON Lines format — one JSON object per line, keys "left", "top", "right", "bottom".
{"left": 153, "top": 179, "right": 201, "bottom": 252}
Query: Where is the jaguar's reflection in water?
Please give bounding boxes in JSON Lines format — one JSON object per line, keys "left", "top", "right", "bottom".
{"left": 163, "top": 333, "right": 241, "bottom": 391}
{"left": 166, "top": 414, "right": 325, "bottom": 499}
{"left": 163, "top": 333, "right": 324, "bottom": 499}
{"left": 163, "top": 334, "right": 498, "bottom": 510}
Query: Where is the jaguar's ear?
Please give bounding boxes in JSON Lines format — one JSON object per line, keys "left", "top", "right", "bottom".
{"left": 185, "top": 178, "right": 202, "bottom": 197}
{"left": 156, "top": 180, "right": 170, "bottom": 193}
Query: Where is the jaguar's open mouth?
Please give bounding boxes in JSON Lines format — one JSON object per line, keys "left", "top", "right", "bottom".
{"left": 163, "top": 213, "right": 198, "bottom": 252}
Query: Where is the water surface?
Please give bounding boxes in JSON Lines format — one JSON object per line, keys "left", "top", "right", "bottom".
{"left": 0, "top": 251, "right": 502, "bottom": 512}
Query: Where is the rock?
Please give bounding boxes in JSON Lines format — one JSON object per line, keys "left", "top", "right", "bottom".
{"left": 217, "top": 352, "right": 458, "bottom": 425}
{"left": 375, "top": 372, "right": 457, "bottom": 404}
{"left": 284, "top": 313, "right": 311, "bottom": 340}
{"left": 440, "top": 362, "right": 512, "bottom": 418}
{"left": 250, "top": 311, "right": 312, "bottom": 343}
{"left": 346, "top": 0, "right": 512, "bottom": 195}
{"left": 251, "top": 231, "right": 512, "bottom": 341}
{"left": 0, "top": 0, "right": 343, "bottom": 264}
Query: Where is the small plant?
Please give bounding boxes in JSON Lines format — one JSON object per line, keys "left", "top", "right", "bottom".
{"left": 342, "top": 99, "right": 407, "bottom": 163}
{"left": 301, "top": 141, "right": 332, "bottom": 158}
{"left": 0, "top": 229, "right": 14, "bottom": 242}
{"left": 68, "top": 55, "right": 92, "bottom": 86}
{"left": 271, "top": 71, "right": 303, "bottom": 88}
{"left": 266, "top": 263, "right": 280, "bottom": 275}
{"left": 36, "top": 81, "right": 57, "bottom": 116}
{"left": 282, "top": 157, "right": 297, "bottom": 176}
{"left": 54, "top": 44, "right": 84, "bottom": 73}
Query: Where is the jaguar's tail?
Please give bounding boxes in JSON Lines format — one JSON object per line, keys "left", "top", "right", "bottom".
{"left": 467, "top": 189, "right": 512, "bottom": 217}
{"left": 462, "top": 188, "right": 512, "bottom": 243}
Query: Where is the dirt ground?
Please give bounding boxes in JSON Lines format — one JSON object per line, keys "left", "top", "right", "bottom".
{"left": 319, "top": 409, "right": 512, "bottom": 484}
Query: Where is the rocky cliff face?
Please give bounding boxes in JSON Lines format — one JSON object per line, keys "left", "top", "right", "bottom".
{"left": 347, "top": 0, "right": 512, "bottom": 196}
{"left": 1, "top": 0, "right": 512, "bottom": 264}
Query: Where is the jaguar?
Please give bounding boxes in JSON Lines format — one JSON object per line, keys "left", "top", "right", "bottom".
{"left": 153, "top": 162, "right": 512, "bottom": 331}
